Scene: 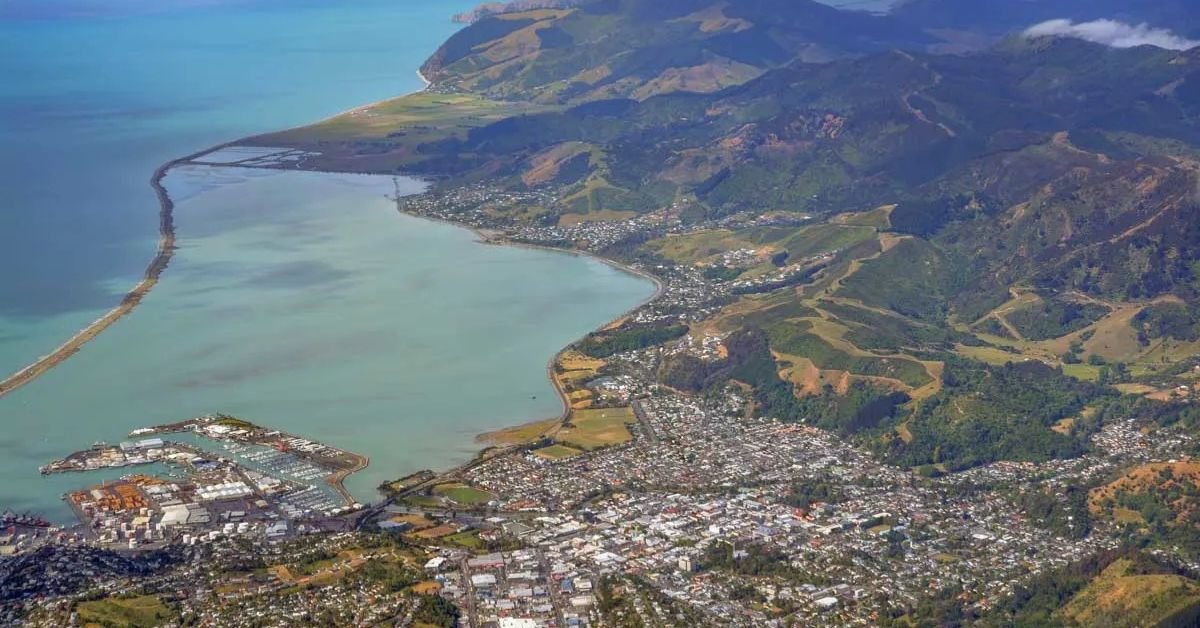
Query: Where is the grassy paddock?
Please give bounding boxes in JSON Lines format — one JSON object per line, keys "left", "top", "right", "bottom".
{"left": 403, "top": 495, "right": 442, "bottom": 509}
{"left": 646, "top": 229, "right": 755, "bottom": 264}
{"left": 433, "top": 483, "right": 493, "bottom": 505}
{"left": 248, "top": 92, "right": 555, "bottom": 173}
{"left": 1062, "top": 559, "right": 1200, "bottom": 627}
{"left": 534, "top": 443, "right": 584, "bottom": 460}
{"left": 76, "top": 595, "right": 175, "bottom": 628}
{"left": 477, "top": 418, "right": 560, "bottom": 445}
{"left": 273, "top": 92, "right": 547, "bottom": 142}
{"left": 443, "top": 530, "right": 485, "bottom": 549}
{"left": 559, "top": 407, "right": 636, "bottom": 450}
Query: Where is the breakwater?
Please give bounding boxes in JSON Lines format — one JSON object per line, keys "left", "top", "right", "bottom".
{"left": 0, "top": 144, "right": 239, "bottom": 399}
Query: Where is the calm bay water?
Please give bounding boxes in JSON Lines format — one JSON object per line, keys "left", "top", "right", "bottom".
{"left": 0, "top": 0, "right": 478, "bottom": 374}
{"left": 3, "top": 167, "right": 653, "bottom": 520}
{"left": 0, "top": 1, "right": 654, "bottom": 520}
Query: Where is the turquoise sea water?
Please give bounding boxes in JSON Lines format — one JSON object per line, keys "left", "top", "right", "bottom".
{"left": 0, "top": 1, "right": 654, "bottom": 520}
{"left": 5, "top": 167, "right": 653, "bottom": 520}
{"left": 0, "top": 0, "right": 477, "bottom": 374}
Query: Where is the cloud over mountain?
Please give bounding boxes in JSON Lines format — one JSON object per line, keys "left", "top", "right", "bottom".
{"left": 1024, "top": 18, "right": 1200, "bottom": 51}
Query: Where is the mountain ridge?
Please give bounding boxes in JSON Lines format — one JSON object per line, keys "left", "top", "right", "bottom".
{"left": 248, "top": 1, "right": 1200, "bottom": 478}
{"left": 421, "top": 0, "right": 935, "bottom": 104}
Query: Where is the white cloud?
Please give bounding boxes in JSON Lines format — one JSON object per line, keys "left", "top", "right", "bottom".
{"left": 1024, "top": 19, "right": 1200, "bottom": 51}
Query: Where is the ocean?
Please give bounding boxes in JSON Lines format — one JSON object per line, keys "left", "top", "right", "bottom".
{"left": 1, "top": 0, "right": 475, "bottom": 374}
{"left": 0, "top": 0, "right": 654, "bottom": 520}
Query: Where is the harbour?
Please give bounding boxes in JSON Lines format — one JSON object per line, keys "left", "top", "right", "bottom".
{"left": 40, "top": 415, "right": 367, "bottom": 549}
{"left": 0, "top": 164, "right": 654, "bottom": 522}
{"left": 0, "top": 0, "right": 655, "bottom": 531}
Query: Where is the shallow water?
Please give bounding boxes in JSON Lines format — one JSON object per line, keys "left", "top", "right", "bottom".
{"left": 0, "top": 0, "right": 658, "bottom": 522}
{"left": 0, "top": 0, "right": 650, "bottom": 520}
{"left": 0, "top": 0, "right": 477, "bottom": 375}
{"left": 0, "top": 167, "right": 654, "bottom": 520}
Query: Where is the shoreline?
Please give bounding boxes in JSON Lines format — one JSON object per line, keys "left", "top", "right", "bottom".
{"left": 327, "top": 455, "right": 369, "bottom": 506}
{"left": 0, "top": 71, "right": 441, "bottom": 399}
{"left": 4, "top": 64, "right": 665, "bottom": 512}
{"left": 479, "top": 238, "right": 664, "bottom": 427}
{"left": 392, "top": 206, "right": 666, "bottom": 433}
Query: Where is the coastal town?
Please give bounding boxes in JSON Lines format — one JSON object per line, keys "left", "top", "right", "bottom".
{"left": 378, "top": 391, "right": 1194, "bottom": 626}
{"left": 7, "top": 378, "right": 1197, "bottom": 625}
{"left": 8, "top": 0, "right": 1200, "bottom": 623}
{"left": 4, "top": 178, "right": 1199, "bottom": 627}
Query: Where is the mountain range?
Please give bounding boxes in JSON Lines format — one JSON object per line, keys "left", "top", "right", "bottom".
{"left": 421, "top": 0, "right": 935, "bottom": 104}
{"left": 257, "top": 0, "right": 1200, "bottom": 482}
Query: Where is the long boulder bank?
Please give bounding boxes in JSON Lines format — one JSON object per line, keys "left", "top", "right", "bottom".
{"left": 0, "top": 143, "right": 236, "bottom": 400}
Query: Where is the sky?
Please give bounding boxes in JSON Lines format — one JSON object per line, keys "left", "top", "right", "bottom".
{"left": 0, "top": 0, "right": 318, "bottom": 19}
{"left": 1025, "top": 18, "right": 1200, "bottom": 50}
{"left": 1, "top": 0, "right": 906, "bottom": 19}
{"left": 820, "top": 0, "right": 900, "bottom": 12}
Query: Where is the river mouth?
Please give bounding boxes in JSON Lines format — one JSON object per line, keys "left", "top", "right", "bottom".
{"left": 0, "top": 165, "right": 655, "bottom": 522}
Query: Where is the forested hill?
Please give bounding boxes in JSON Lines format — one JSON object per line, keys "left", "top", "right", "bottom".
{"left": 412, "top": 34, "right": 1200, "bottom": 472}
{"left": 417, "top": 37, "right": 1200, "bottom": 231}
{"left": 423, "top": 0, "right": 1200, "bottom": 107}
{"left": 420, "top": 0, "right": 933, "bottom": 104}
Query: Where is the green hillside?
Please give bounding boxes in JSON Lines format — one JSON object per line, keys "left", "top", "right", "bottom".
{"left": 420, "top": 0, "right": 934, "bottom": 104}
{"left": 250, "top": 5, "right": 1200, "bottom": 473}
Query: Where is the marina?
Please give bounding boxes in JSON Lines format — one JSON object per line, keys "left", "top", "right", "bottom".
{"left": 39, "top": 415, "right": 368, "bottom": 548}
{"left": 137, "top": 413, "right": 370, "bottom": 505}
